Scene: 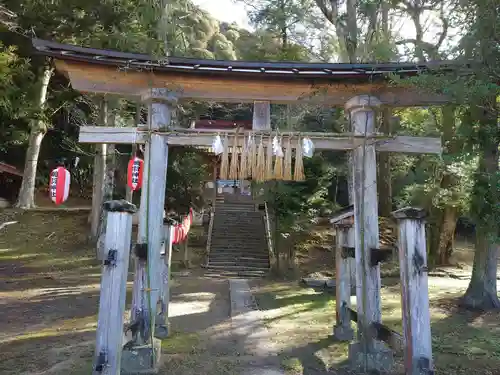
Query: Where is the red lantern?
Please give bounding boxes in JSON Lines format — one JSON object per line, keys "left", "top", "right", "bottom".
{"left": 127, "top": 157, "right": 144, "bottom": 191}
{"left": 49, "top": 166, "right": 70, "bottom": 205}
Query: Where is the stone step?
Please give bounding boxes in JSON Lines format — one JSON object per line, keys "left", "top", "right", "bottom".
{"left": 215, "top": 213, "right": 264, "bottom": 218}
{"left": 203, "top": 269, "right": 268, "bottom": 278}
{"left": 212, "top": 227, "right": 264, "bottom": 232}
{"left": 210, "top": 255, "right": 269, "bottom": 261}
{"left": 208, "top": 261, "right": 270, "bottom": 269}
{"left": 205, "top": 264, "right": 269, "bottom": 271}
{"left": 216, "top": 204, "right": 256, "bottom": 209}
{"left": 212, "top": 222, "right": 263, "bottom": 227}
{"left": 208, "top": 255, "right": 269, "bottom": 261}
{"left": 211, "top": 244, "right": 267, "bottom": 249}
{"left": 212, "top": 232, "right": 263, "bottom": 236}
{"left": 210, "top": 237, "right": 265, "bottom": 242}
{"left": 214, "top": 217, "right": 263, "bottom": 222}
{"left": 209, "top": 250, "right": 269, "bottom": 257}
{"left": 213, "top": 216, "right": 263, "bottom": 220}
{"left": 210, "top": 247, "right": 268, "bottom": 253}
{"left": 210, "top": 244, "right": 267, "bottom": 249}
{"left": 214, "top": 209, "right": 260, "bottom": 213}
{"left": 212, "top": 228, "right": 264, "bottom": 233}
{"left": 208, "top": 254, "right": 270, "bottom": 261}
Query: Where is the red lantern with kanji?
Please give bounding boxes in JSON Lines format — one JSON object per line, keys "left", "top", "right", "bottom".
{"left": 127, "top": 157, "right": 144, "bottom": 191}
{"left": 49, "top": 166, "right": 70, "bottom": 205}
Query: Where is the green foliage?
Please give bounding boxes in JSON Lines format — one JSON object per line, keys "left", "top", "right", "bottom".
{"left": 265, "top": 153, "right": 338, "bottom": 233}
{"left": 0, "top": 43, "right": 33, "bottom": 153}
{"left": 165, "top": 148, "right": 210, "bottom": 213}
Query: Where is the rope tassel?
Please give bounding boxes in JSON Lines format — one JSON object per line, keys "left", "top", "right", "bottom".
{"left": 265, "top": 135, "right": 273, "bottom": 181}
{"left": 283, "top": 136, "right": 292, "bottom": 181}
{"left": 239, "top": 135, "right": 248, "bottom": 180}
{"left": 294, "top": 137, "right": 305, "bottom": 181}
{"left": 229, "top": 134, "right": 239, "bottom": 180}
{"left": 220, "top": 133, "right": 229, "bottom": 180}
{"left": 248, "top": 134, "right": 257, "bottom": 179}
{"left": 256, "top": 135, "right": 265, "bottom": 183}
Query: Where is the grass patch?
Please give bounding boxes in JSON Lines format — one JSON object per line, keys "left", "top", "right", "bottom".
{"left": 162, "top": 331, "right": 203, "bottom": 354}
{"left": 252, "top": 280, "right": 500, "bottom": 374}
{"left": 252, "top": 282, "right": 350, "bottom": 372}
{"left": 281, "top": 357, "right": 304, "bottom": 374}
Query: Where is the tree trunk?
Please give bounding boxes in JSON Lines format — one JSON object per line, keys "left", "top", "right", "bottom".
{"left": 462, "top": 96, "right": 500, "bottom": 310}
{"left": 428, "top": 105, "right": 460, "bottom": 267}
{"left": 461, "top": 226, "right": 500, "bottom": 309}
{"left": 90, "top": 143, "right": 106, "bottom": 237}
{"left": 438, "top": 206, "right": 458, "bottom": 265}
{"left": 15, "top": 66, "right": 53, "bottom": 209}
{"left": 377, "top": 108, "right": 392, "bottom": 217}
{"left": 345, "top": 0, "right": 357, "bottom": 63}
{"left": 95, "top": 99, "right": 116, "bottom": 258}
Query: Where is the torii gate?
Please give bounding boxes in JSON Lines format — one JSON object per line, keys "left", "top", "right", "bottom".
{"left": 33, "top": 38, "right": 446, "bottom": 374}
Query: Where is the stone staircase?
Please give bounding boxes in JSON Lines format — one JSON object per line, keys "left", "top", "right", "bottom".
{"left": 205, "top": 194, "right": 270, "bottom": 278}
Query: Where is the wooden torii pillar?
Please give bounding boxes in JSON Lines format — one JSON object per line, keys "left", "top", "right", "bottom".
{"left": 346, "top": 95, "right": 393, "bottom": 371}
{"left": 122, "top": 88, "right": 177, "bottom": 374}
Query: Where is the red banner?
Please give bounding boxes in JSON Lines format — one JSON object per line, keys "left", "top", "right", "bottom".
{"left": 171, "top": 208, "right": 193, "bottom": 244}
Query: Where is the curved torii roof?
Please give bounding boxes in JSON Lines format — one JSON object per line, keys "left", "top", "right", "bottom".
{"left": 32, "top": 38, "right": 456, "bottom": 106}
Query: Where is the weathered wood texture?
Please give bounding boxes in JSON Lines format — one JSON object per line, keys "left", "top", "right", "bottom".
{"left": 55, "top": 60, "right": 449, "bottom": 106}
{"left": 144, "top": 133, "right": 169, "bottom": 335}
{"left": 252, "top": 101, "right": 271, "bottom": 130}
{"left": 141, "top": 89, "right": 175, "bottom": 341}
{"left": 90, "top": 98, "right": 110, "bottom": 244}
{"left": 348, "top": 95, "right": 382, "bottom": 346}
{"left": 130, "top": 89, "right": 175, "bottom": 344}
{"left": 393, "top": 207, "right": 433, "bottom": 375}
{"left": 157, "top": 225, "right": 173, "bottom": 336}
{"left": 333, "top": 223, "right": 354, "bottom": 341}
{"left": 90, "top": 143, "right": 106, "bottom": 241}
{"left": 78, "top": 126, "right": 442, "bottom": 154}
{"left": 93, "top": 201, "right": 135, "bottom": 375}
{"left": 130, "top": 140, "right": 150, "bottom": 331}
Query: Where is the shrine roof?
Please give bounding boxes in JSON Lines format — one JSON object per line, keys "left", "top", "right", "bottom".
{"left": 32, "top": 38, "right": 457, "bottom": 82}
{"left": 0, "top": 162, "right": 23, "bottom": 177}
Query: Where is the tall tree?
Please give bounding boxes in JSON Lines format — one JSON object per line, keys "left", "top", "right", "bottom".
{"left": 236, "top": 0, "right": 316, "bottom": 60}
{"left": 459, "top": 0, "right": 500, "bottom": 309}
{"left": 3, "top": 0, "right": 159, "bottom": 208}
{"left": 314, "top": 0, "right": 359, "bottom": 62}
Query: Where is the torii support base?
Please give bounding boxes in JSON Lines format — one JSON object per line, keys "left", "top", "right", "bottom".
{"left": 333, "top": 222, "right": 354, "bottom": 341}
{"left": 155, "top": 224, "right": 173, "bottom": 339}
{"left": 121, "top": 339, "right": 161, "bottom": 375}
{"left": 348, "top": 341, "right": 394, "bottom": 373}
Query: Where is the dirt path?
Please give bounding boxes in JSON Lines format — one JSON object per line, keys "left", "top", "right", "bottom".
{"left": 0, "top": 210, "right": 239, "bottom": 375}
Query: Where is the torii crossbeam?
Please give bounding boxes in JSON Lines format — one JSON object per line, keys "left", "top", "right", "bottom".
{"left": 78, "top": 126, "right": 442, "bottom": 154}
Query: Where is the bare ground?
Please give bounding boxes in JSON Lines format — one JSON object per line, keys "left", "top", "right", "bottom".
{"left": 0, "top": 210, "right": 243, "bottom": 375}
{"left": 0, "top": 210, "right": 279, "bottom": 375}
{"left": 2, "top": 210, "right": 500, "bottom": 375}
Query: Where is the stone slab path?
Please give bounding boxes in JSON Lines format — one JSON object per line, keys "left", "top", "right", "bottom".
{"left": 229, "top": 278, "right": 285, "bottom": 375}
